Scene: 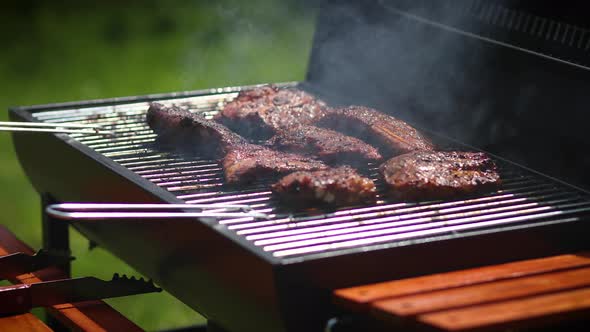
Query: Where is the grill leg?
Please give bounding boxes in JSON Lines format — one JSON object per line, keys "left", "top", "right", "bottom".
{"left": 41, "top": 194, "right": 71, "bottom": 275}
{"left": 41, "top": 194, "right": 71, "bottom": 332}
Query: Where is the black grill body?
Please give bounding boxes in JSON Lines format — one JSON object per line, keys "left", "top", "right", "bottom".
{"left": 9, "top": 1, "right": 590, "bottom": 331}
{"left": 10, "top": 86, "right": 590, "bottom": 332}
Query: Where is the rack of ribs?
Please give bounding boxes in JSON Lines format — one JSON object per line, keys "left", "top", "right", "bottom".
{"left": 379, "top": 151, "right": 501, "bottom": 200}
{"left": 272, "top": 167, "right": 377, "bottom": 206}
{"left": 147, "top": 103, "right": 246, "bottom": 156}
{"left": 317, "top": 106, "right": 435, "bottom": 157}
{"left": 265, "top": 125, "right": 382, "bottom": 166}
{"left": 147, "top": 103, "right": 328, "bottom": 183}
{"left": 216, "top": 85, "right": 328, "bottom": 139}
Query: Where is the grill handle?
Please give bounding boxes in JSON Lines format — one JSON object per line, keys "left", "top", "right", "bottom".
{"left": 46, "top": 203, "right": 269, "bottom": 221}
{"left": 0, "top": 121, "right": 115, "bottom": 135}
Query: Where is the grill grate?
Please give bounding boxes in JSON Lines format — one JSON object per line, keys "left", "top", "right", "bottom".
{"left": 31, "top": 89, "right": 590, "bottom": 260}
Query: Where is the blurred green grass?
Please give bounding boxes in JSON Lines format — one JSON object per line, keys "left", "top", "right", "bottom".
{"left": 0, "top": 1, "right": 315, "bottom": 330}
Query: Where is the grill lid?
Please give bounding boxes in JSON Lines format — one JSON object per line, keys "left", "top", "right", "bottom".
{"left": 305, "top": 0, "right": 590, "bottom": 190}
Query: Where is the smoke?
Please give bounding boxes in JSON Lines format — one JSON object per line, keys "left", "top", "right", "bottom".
{"left": 305, "top": 0, "right": 520, "bottom": 150}
{"left": 173, "top": 0, "right": 590, "bottom": 187}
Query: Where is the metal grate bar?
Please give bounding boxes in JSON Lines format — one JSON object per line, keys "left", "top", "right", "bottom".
{"left": 465, "top": 2, "right": 590, "bottom": 51}
{"left": 233, "top": 189, "right": 576, "bottom": 236}
{"left": 251, "top": 198, "right": 586, "bottom": 247}
{"left": 271, "top": 211, "right": 587, "bottom": 258}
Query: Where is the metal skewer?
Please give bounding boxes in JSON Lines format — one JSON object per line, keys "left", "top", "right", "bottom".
{"left": 0, "top": 121, "right": 115, "bottom": 135}
{"left": 46, "top": 203, "right": 269, "bottom": 221}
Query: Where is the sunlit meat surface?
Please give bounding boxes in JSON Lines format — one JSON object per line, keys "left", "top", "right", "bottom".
{"left": 265, "top": 125, "right": 382, "bottom": 166}
{"left": 216, "top": 86, "right": 327, "bottom": 139}
{"left": 272, "top": 166, "right": 377, "bottom": 206}
{"left": 147, "top": 103, "right": 328, "bottom": 183}
{"left": 222, "top": 145, "right": 329, "bottom": 184}
{"left": 380, "top": 151, "right": 501, "bottom": 200}
{"left": 317, "top": 106, "right": 435, "bottom": 157}
{"left": 147, "top": 103, "right": 246, "bottom": 156}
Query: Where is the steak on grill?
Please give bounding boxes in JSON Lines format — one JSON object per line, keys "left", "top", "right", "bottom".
{"left": 380, "top": 151, "right": 501, "bottom": 200}
{"left": 147, "top": 103, "right": 246, "bottom": 157}
{"left": 317, "top": 106, "right": 435, "bottom": 157}
{"left": 265, "top": 125, "right": 382, "bottom": 166}
{"left": 272, "top": 167, "right": 377, "bottom": 206}
{"left": 216, "top": 86, "right": 327, "bottom": 139}
{"left": 223, "top": 145, "right": 329, "bottom": 184}
{"left": 147, "top": 103, "right": 328, "bottom": 183}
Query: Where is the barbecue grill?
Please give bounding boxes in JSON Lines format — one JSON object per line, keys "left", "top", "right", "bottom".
{"left": 8, "top": 1, "right": 590, "bottom": 331}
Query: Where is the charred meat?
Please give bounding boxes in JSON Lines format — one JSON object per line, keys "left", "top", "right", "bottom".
{"left": 380, "top": 151, "right": 501, "bottom": 200}
{"left": 147, "top": 102, "right": 246, "bottom": 157}
{"left": 147, "top": 103, "right": 328, "bottom": 183}
{"left": 223, "top": 145, "right": 328, "bottom": 184}
{"left": 265, "top": 125, "right": 382, "bottom": 166}
{"left": 272, "top": 167, "right": 377, "bottom": 206}
{"left": 216, "top": 86, "right": 327, "bottom": 139}
{"left": 317, "top": 106, "right": 435, "bottom": 157}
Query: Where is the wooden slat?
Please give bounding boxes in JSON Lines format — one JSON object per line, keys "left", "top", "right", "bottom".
{"left": 419, "top": 287, "right": 590, "bottom": 331}
{"left": 334, "top": 252, "right": 590, "bottom": 312}
{"left": 372, "top": 266, "right": 590, "bottom": 316}
{"left": 334, "top": 252, "right": 590, "bottom": 331}
{"left": 0, "top": 225, "right": 144, "bottom": 332}
{"left": 0, "top": 313, "right": 52, "bottom": 332}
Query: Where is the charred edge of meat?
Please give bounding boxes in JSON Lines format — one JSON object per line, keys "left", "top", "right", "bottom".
{"left": 379, "top": 151, "right": 501, "bottom": 200}
{"left": 216, "top": 85, "right": 280, "bottom": 138}
{"left": 147, "top": 102, "right": 246, "bottom": 157}
{"left": 215, "top": 86, "right": 327, "bottom": 140}
{"left": 222, "top": 144, "right": 329, "bottom": 184}
{"left": 317, "top": 106, "right": 435, "bottom": 157}
{"left": 216, "top": 110, "right": 276, "bottom": 141}
{"left": 272, "top": 167, "right": 377, "bottom": 206}
{"left": 147, "top": 102, "right": 192, "bottom": 138}
{"left": 231, "top": 85, "right": 279, "bottom": 103}
{"left": 265, "top": 125, "right": 383, "bottom": 167}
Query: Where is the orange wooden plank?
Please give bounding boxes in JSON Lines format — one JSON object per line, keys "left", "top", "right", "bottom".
{"left": 0, "top": 313, "right": 52, "bottom": 332}
{"left": 419, "top": 287, "right": 590, "bottom": 331}
{"left": 372, "top": 266, "right": 590, "bottom": 317}
{"left": 334, "top": 252, "right": 590, "bottom": 312}
{"left": 0, "top": 225, "right": 144, "bottom": 332}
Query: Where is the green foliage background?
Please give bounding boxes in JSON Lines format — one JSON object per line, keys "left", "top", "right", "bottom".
{"left": 0, "top": 1, "right": 316, "bottom": 329}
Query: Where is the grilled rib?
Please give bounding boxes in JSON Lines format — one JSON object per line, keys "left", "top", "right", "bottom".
{"left": 317, "top": 106, "right": 435, "bottom": 157}
{"left": 265, "top": 125, "right": 382, "bottom": 166}
{"left": 147, "top": 103, "right": 246, "bottom": 157}
{"left": 223, "top": 145, "right": 328, "bottom": 184}
{"left": 272, "top": 167, "right": 377, "bottom": 206}
{"left": 380, "top": 151, "right": 501, "bottom": 200}
{"left": 216, "top": 86, "right": 327, "bottom": 139}
{"left": 147, "top": 103, "right": 328, "bottom": 183}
